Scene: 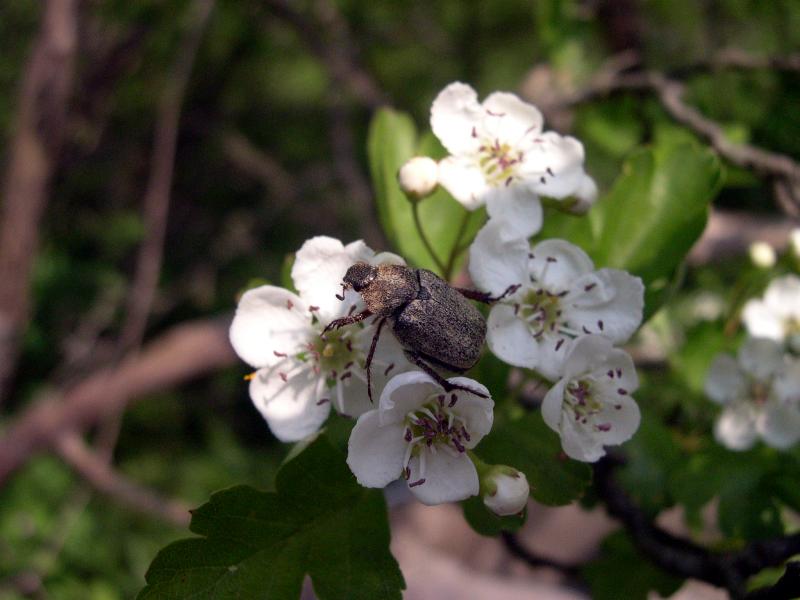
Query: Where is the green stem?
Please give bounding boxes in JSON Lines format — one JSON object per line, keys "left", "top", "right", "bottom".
{"left": 443, "top": 210, "right": 472, "bottom": 281}
{"left": 411, "top": 198, "right": 448, "bottom": 275}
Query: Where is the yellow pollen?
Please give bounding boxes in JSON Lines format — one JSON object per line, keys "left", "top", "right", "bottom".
{"left": 243, "top": 372, "right": 256, "bottom": 381}
{"left": 322, "top": 343, "right": 336, "bottom": 358}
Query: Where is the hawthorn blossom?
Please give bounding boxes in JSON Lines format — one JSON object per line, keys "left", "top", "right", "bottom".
{"left": 542, "top": 335, "right": 641, "bottom": 462}
{"left": 347, "top": 371, "right": 493, "bottom": 505}
{"left": 742, "top": 275, "right": 800, "bottom": 352}
{"left": 469, "top": 222, "right": 644, "bottom": 380}
{"left": 431, "top": 81, "right": 596, "bottom": 240}
{"left": 482, "top": 467, "right": 530, "bottom": 516}
{"left": 705, "top": 337, "right": 800, "bottom": 451}
{"left": 229, "top": 236, "right": 410, "bottom": 442}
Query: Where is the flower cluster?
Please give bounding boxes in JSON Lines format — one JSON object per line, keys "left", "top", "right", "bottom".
{"left": 231, "top": 81, "right": 645, "bottom": 512}
{"left": 705, "top": 337, "right": 800, "bottom": 450}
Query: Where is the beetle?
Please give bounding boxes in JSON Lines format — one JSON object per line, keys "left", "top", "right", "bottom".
{"left": 321, "top": 262, "right": 518, "bottom": 401}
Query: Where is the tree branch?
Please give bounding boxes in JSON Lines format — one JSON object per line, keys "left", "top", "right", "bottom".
{"left": 594, "top": 458, "right": 800, "bottom": 598}
{"left": 55, "top": 432, "right": 191, "bottom": 527}
{"left": 0, "top": 317, "right": 236, "bottom": 488}
{"left": 500, "top": 531, "right": 584, "bottom": 584}
{"left": 117, "top": 0, "right": 216, "bottom": 355}
{"left": 0, "top": 0, "right": 80, "bottom": 404}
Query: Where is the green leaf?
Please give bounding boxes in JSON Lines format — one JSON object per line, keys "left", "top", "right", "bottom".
{"left": 139, "top": 435, "right": 404, "bottom": 600}
{"left": 475, "top": 411, "right": 591, "bottom": 506}
{"left": 461, "top": 495, "right": 526, "bottom": 537}
{"left": 582, "top": 532, "right": 682, "bottom": 600}
{"left": 367, "top": 108, "right": 484, "bottom": 277}
{"left": 541, "top": 140, "right": 723, "bottom": 319}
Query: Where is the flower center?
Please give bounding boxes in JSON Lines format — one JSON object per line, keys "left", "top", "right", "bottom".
{"left": 749, "top": 380, "right": 771, "bottom": 405}
{"left": 565, "top": 379, "right": 614, "bottom": 432}
{"left": 401, "top": 395, "right": 471, "bottom": 487}
{"left": 478, "top": 139, "right": 523, "bottom": 187}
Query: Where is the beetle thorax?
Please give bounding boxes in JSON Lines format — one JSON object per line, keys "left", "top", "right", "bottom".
{"left": 359, "top": 264, "right": 419, "bottom": 316}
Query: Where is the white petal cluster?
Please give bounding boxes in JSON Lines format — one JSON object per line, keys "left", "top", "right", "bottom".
{"left": 742, "top": 275, "right": 800, "bottom": 352}
{"left": 398, "top": 156, "right": 439, "bottom": 199}
{"left": 430, "top": 82, "right": 595, "bottom": 239}
{"left": 229, "top": 237, "right": 411, "bottom": 442}
{"left": 705, "top": 337, "right": 800, "bottom": 451}
{"left": 347, "top": 371, "right": 493, "bottom": 505}
{"left": 469, "top": 223, "right": 644, "bottom": 381}
{"left": 542, "top": 335, "right": 641, "bottom": 462}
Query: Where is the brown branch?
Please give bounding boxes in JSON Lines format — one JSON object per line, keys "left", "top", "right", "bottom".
{"left": 0, "top": 0, "right": 79, "bottom": 404}
{"left": 55, "top": 432, "right": 191, "bottom": 527}
{"left": 117, "top": 0, "right": 216, "bottom": 355}
{"left": 500, "top": 531, "right": 585, "bottom": 586}
{"left": 594, "top": 458, "right": 800, "bottom": 599}
{"left": 0, "top": 317, "right": 236, "bottom": 488}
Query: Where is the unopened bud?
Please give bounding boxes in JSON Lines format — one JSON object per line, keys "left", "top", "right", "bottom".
{"left": 398, "top": 157, "right": 439, "bottom": 199}
{"left": 482, "top": 467, "right": 529, "bottom": 516}
{"left": 790, "top": 228, "right": 800, "bottom": 260}
{"left": 749, "top": 241, "right": 776, "bottom": 269}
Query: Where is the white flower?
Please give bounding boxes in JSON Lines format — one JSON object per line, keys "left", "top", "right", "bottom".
{"left": 542, "top": 335, "right": 641, "bottom": 462}
{"left": 705, "top": 337, "right": 800, "bottom": 451}
{"left": 430, "top": 82, "right": 595, "bottom": 239}
{"left": 790, "top": 228, "right": 800, "bottom": 260}
{"left": 742, "top": 275, "right": 800, "bottom": 352}
{"left": 748, "top": 241, "right": 776, "bottom": 269}
{"left": 482, "top": 467, "right": 529, "bottom": 516}
{"left": 229, "top": 236, "right": 410, "bottom": 442}
{"left": 398, "top": 156, "right": 439, "bottom": 199}
{"left": 347, "top": 371, "right": 493, "bottom": 505}
{"left": 469, "top": 223, "right": 644, "bottom": 380}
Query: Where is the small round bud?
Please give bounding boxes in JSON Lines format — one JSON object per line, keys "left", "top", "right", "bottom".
{"left": 398, "top": 157, "right": 439, "bottom": 199}
{"left": 790, "top": 228, "right": 800, "bottom": 260}
{"left": 482, "top": 467, "right": 529, "bottom": 516}
{"left": 749, "top": 241, "right": 776, "bottom": 269}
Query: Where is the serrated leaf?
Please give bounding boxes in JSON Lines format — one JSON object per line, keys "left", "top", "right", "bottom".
{"left": 367, "top": 108, "right": 485, "bottom": 277}
{"left": 582, "top": 531, "right": 682, "bottom": 600}
{"left": 475, "top": 411, "right": 591, "bottom": 506}
{"left": 139, "top": 436, "right": 404, "bottom": 600}
{"left": 541, "top": 140, "right": 723, "bottom": 319}
{"left": 461, "top": 495, "right": 526, "bottom": 537}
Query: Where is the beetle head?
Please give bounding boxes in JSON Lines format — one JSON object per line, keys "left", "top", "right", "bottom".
{"left": 343, "top": 262, "right": 378, "bottom": 292}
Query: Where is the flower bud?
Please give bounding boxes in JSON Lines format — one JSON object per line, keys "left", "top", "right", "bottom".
{"left": 749, "top": 241, "right": 776, "bottom": 269}
{"left": 790, "top": 228, "right": 800, "bottom": 260}
{"left": 398, "top": 156, "right": 439, "bottom": 199}
{"left": 482, "top": 467, "right": 529, "bottom": 516}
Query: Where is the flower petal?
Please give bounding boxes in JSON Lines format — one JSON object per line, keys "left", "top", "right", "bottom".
{"left": 558, "top": 415, "right": 607, "bottom": 462}
{"left": 347, "top": 410, "right": 407, "bottom": 488}
{"left": 484, "top": 186, "right": 543, "bottom": 240}
{"left": 407, "top": 450, "right": 479, "bottom": 505}
{"left": 468, "top": 221, "right": 529, "bottom": 297}
{"left": 738, "top": 337, "right": 784, "bottom": 380}
{"left": 763, "top": 274, "right": 800, "bottom": 320}
{"left": 249, "top": 365, "right": 331, "bottom": 442}
{"left": 774, "top": 358, "right": 800, "bottom": 404}
{"left": 430, "top": 82, "right": 484, "bottom": 156}
{"left": 229, "top": 286, "right": 311, "bottom": 368}
{"left": 757, "top": 400, "right": 800, "bottom": 449}
{"left": 481, "top": 91, "right": 543, "bottom": 146}
{"left": 565, "top": 269, "right": 644, "bottom": 344}
{"left": 591, "top": 390, "right": 641, "bottom": 446}
{"left": 378, "top": 370, "right": 440, "bottom": 425}
{"left": 704, "top": 354, "right": 746, "bottom": 405}
{"left": 541, "top": 379, "right": 568, "bottom": 433}
{"left": 292, "top": 236, "right": 374, "bottom": 322}
{"left": 486, "top": 304, "right": 542, "bottom": 369}
{"left": 446, "top": 377, "right": 494, "bottom": 446}
{"left": 438, "top": 156, "right": 489, "bottom": 209}
{"left": 520, "top": 133, "right": 587, "bottom": 199}
{"left": 714, "top": 402, "right": 758, "bottom": 451}
{"left": 529, "top": 239, "right": 594, "bottom": 292}
{"left": 742, "top": 299, "right": 785, "bottom": 341}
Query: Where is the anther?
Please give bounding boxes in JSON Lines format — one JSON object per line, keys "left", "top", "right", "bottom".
{"left": 546, "top": 167, "right": 554, "bottom": 176}
{"left": 279, "top": 372, "right": 288, "bottom": 382}
{"left": 243, "top": 372, "right": 256, "bottom": 381}
{"left": 617, "top": 388, "right": 628, "bottom": 395}
{"left": 409, "top": 478, "right": 426, "bottom": 488}
{"left": 340, "top": 372, "right": 352, "bottom": 381}
{"left": 449, "top": 393, "right": 458, "bottom": 407}
{"left": 384, "top": 363, "right": 395, "bottom": 376}
{"left": 404, "top": 428, "right": 412, "bottom": 442}
{"left": 555, "top": 339, "right": 565, "bottom": 351}
{"left": 286, "top": 299, "right": 294, "bottom": 310}
{"left": 584, "top": 283, "right": 596, "bottom": 292}
{"left": 316, "top": 398, "right": 330, "bottom": 405}
{"left": 308, "top": 305, "right": 319, "bottom": 312}
{"left": 598, "top": 320, "right": 604, "bottom": 331}
{"left": 582, "top": 326, "right": 591, "bottom": 334}
{"left": 273, "top": 351, "right": 287, "bottom": 358}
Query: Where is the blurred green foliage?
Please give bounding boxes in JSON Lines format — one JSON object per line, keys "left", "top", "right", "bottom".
{"left": 1, "top": 0, "right": 800, "bottom": 597}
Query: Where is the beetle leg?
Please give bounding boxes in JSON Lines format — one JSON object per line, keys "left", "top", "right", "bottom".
{"left": 365, "top": 317, "right": 387, "bottom": 403}
{"left": 455, "top": 284, "right": 521, "bottom": 304}
{"left": 321, "top": 309, "right": 373, "bottom": 335}
{"left": 404, "top": 351, "right": 489, "bottom": 399}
